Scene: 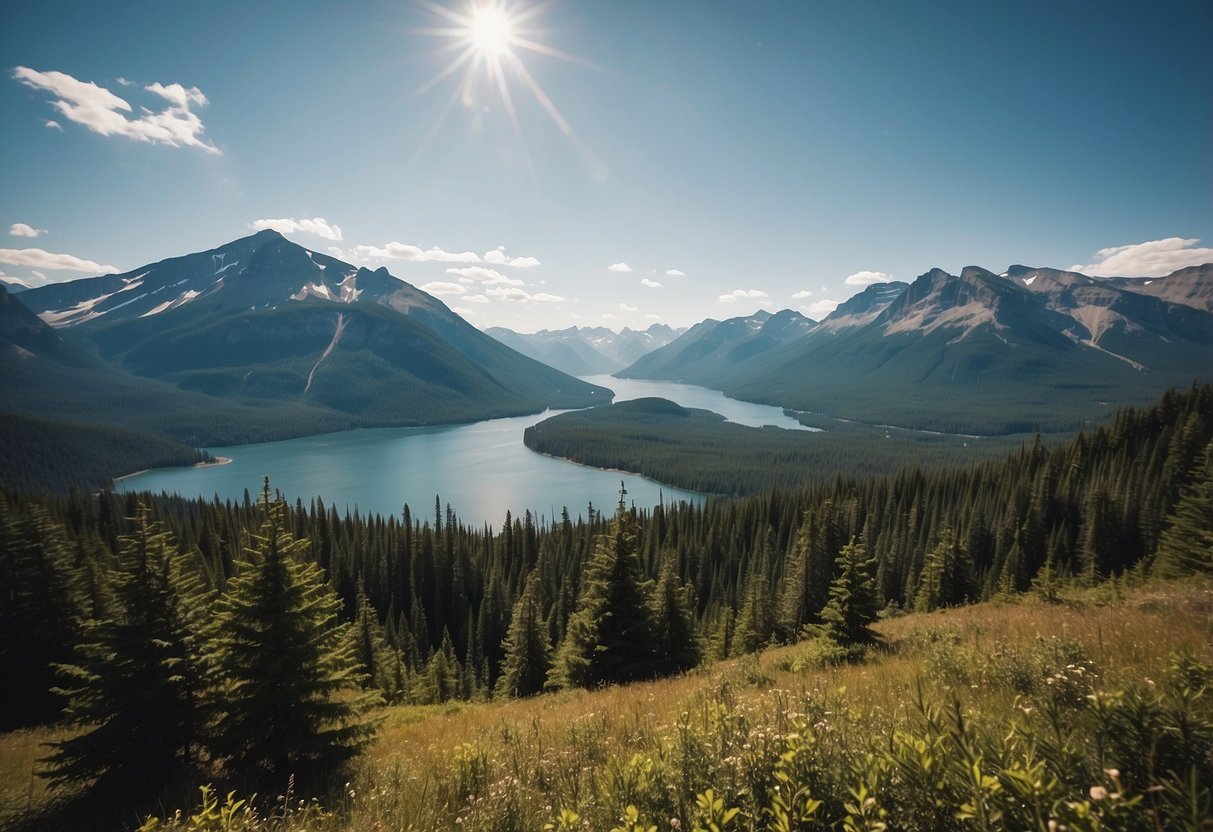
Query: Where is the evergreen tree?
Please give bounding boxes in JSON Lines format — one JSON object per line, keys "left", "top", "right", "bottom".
{"left": 819, "top": 537, "right": 881, "bottom": 647}
{"left": 651, "top": 562, "right": 701, "bottom": 674}
{"left": 206, "top": 481, "right": 376, "bottom": 786}
{"left": 347, "top": 591, "right": 395, "bottom": 696}
{"left": 496, "top": 573, "right": 552, "bottom": 698}
{"left": 551, "top": 484, "right": 657, "bottom": 688}
{"left": 913, "top": 526, "right": 974, "bottom": 612}
{"left": 731, "top": 571, "right": 775, "bottom": 655}
{"left": 1154, "top": 441, "right": 1213, "bottom": 577}
{"left": 0, "top": 496, "right": 82, "bottom": 730}
{"left": 43, "top": 507, "right": 206, "bottom": 800}
{"left": 417, "top": 629, "right": 461, "bottom": 703}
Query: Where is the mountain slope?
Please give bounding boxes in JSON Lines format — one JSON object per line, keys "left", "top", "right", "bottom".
{"left": 485, "top": 324, "right": 684, "bottom": 376}
{"left": 621, "top": 266, "right": 1213, "bottom": 434}
{"left": 618, "top": 309, "right": 814, "bottom": 381}
{"left": 16, "top": 231, "right": 609, "bottom": 425}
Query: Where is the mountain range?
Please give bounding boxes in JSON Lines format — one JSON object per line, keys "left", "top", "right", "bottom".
{"left": 618, "top": 264, "right": 1213, "bottom": 434}
{"left": 1, "top": 230, "right": 612, "bottom": 485}
{"left": 485, "top": 323, "right": 684, "bottom": 376}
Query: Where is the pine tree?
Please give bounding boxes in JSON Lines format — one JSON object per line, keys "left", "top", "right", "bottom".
{"left": 348, "top": 590, "right": 394, "bottom": 694}
{"left": 496, "top": 573, "right": 552, "bottom": 698}
{"left": 206, "top": 480, "right": 376, "bottom": 786}
{"left": 0, "top": 496, "right": 82, "bottom": 730}
{"left": 732, "top": 571, "right": 775, "bottom": 656}
{"left": 651, "top": 562, "right": 701, "bottom": 674}
{"left": 913, "top": 526, "right": 974, "bottom": 612}
{"left": 1154, "top": 440, "right": 1213, "bottom": 577}
{"left": 819, "top": 537, "right": 881, "bottom": 647}
{"left": 551, "top": 484, "right": 657, "bottom": 688}
{"left": 44, "top": 507, "right": 206, "bottom": 800}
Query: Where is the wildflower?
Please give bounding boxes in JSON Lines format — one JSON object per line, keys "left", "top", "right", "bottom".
{"left": 1103, "top": 768, "right": 1119, "bottom": 779}
{"left": 1089, "top": 786, "right": 1108, "bottom": 801}
{"left": 671, "top": 818, "right": 682, "bottom": 830}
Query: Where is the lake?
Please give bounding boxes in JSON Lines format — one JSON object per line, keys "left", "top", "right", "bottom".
{"left": 116, "top": 377, "right": 808, "bottom": 526}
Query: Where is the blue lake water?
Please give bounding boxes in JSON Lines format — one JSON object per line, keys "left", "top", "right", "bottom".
{"left": 116, "top": 376, "right": 808, "bottom": 526}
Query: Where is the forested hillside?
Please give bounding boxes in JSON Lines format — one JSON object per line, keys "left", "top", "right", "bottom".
{"left": 2, "top": 384, "right": 1211, "bottom": 827}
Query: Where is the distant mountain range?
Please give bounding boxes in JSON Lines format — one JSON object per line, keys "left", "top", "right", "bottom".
{"left": 485, "top": 323, "right": 684, "bottom": 376}
{"left": 2, "top": 231, "right": 610, "bottom": 485}
{"left": 619, "top": 264, "right": 1213, "bottom": 434}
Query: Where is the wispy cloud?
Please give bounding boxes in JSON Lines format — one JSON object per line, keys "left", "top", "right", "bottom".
{"left": 12, "top": 67, "right": 219, "bottom": 154}
{"left": 484, "top": 248, "right": 541, "bottom": 268}
{"left": 419, "top": 281, "right": 466, "bottom": 296}
{"left": 806, "top": 299, "right": 840, "bottom": 318}
{"left": 487, "top": 286, "right": 531, "bottom": 302}
{"left": 463, "top": 294, "right": 490, "bottom": 304}
{"left": 791, "top": 289, "right": 814, "bottom": 299}
{"left": 353, "top": 242, "right": 479, "bottom": 263}
{"left": 718, "top": 288, "right": 768, "bottom": 303}
{"left": 44, "top": 119, "right": 62, "bottom": 131}
{"left": 640, "top": 278, "right": 663, "bottom": 289}
{"left": 608, "top": 262, "right": 632, "bottom": 273}
{"left": 619, "top": 302, "right": 639, "bottom": 312}
{"left": 665, "top": 268, "right": 685, "bottom": 277}
{"left": 250, "top": 217, "right": 343, "bottom": 241}
{"left": 1069, "top": 237, "right": 1213, "bottom": 277}
{"left": 9, "top": 223, "right": 45, "bottom": 238}
{"left": 532, "top": 292, "right": 566, "bottom": 303}
{"left": 845, "top": 270, "right": 892, "bottom": 287}
{"left": 445, "top": 266, "right": 524, "bottom": 286}
{"left": 0, "top": 247, "right": 116, "bottom": 273}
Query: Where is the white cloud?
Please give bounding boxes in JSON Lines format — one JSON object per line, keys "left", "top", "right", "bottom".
{"left": 845, "top": 270, "right": 892, "bottom": 287}
{"left": 0, "top": 247, "right": 116, "bottom": 273}
{"left": 326, "top": 246, "right": 344, "bottom": 258}
{"left": 665, "top": 268, "right": 685, "bottom": 276}
{"left": 1069, "top": 237, "right": 1213, "bottom": 277}
{"left": 353, "top": 242, "right": 479, "bottom": 263}
{"left": 484, "top": 249, "right": 541, "bottom": 268}
{"left": 9, "top": 223, "right": 45, "bottom": 238}
{"left": 250, "top": 217, "right": 343, "bottom": 241}
{"left": 419, "top": 281, "right": 467, "bottom": 296}
{"left": 12, "top": 67, "right": 219, "bottom": 154}
{"left": 44, "top": 119, "right": 62, "bottom": 130}
{"left": 640, "top": 278, "right": 663, "bottom": 288}
{"left": 463, "top": 294, "right": 490, "bottom": 304}
{"left": 608, "top": 262, "right": 632, "bottom": 273}
{"left": 718, "top": 288, "right": 769, "bottom": 303}
{"left": 601, "top": 313, "right": 617, "bottom": 320}
{"left": 451, "top": 306, "right": 476, "bottom": 315}
{"left": 531, "top": 292, "right": 566, "bottom": 303}
{"left": 807, "top": 299, "right": 840, "bottom": 318}
{"left": 619, "top": 302, "right": 639, "bottom": 312}
{"left": 445, "top": 266, "right": 524, "bottom": 286}
{"left": 487, "top": 286, "right": 531, "bottom": 302}
{"left": 646, "top": 314, "right": 662, "bottom": 320}
{"left": 791, "top": 289, "right": 814, "bottom": 299}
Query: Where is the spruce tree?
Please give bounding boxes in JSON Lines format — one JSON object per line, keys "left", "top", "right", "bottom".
{"left": 551, "top": 484, "right": 657, "bottom": 688}
{"left": 1154, "top": 441, "right": 1213, "bottom": 577}
{"left": 496, "top": 573, "right": 552, "bottom": 698}
{"left": 0, "top": 496, "right": 82, "bottom": 730}
{"left": 651, "top": 562, "right": 701, "bottom": 674}
{"left": 44, "top": 507, "right": 206, "bottom": 800}
{"left": 913, "top": 526, "right": 974, "bottom": 612}
{"left": 819, "top": 537, "right": 881, "bottom": 647}
{"left": 206, "top": 480, "right": 376, "bottom": 786}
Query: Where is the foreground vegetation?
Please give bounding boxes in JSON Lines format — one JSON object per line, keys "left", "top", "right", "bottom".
{"left": 4, "top": 580, "right": 1210, "bottom": 830}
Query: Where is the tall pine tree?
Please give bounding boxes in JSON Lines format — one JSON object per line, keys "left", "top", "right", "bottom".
{"left": 496, "top": 572, "right": 552, "bottom": 698}
{"left": 206, "top": 480, "right": 376, "bottom": 786}
{"left": 819, "top": 537, "right": 882, "bottom": 647}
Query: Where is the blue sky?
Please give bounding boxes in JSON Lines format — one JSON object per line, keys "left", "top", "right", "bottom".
{"left": 2, "top": 0, "right": 1211, "bottom": 331}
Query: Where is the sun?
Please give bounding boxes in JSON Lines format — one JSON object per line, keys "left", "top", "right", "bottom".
{"left": 468, "top": 5, "right": 514, "bottom": 57}
{"left": 412, "top": 0, "right": 581, "bottom": 142}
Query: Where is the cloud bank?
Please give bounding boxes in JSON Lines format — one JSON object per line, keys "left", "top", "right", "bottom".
{"left": 845, "top": 270, "right": 892, "bottom": 287}
{"left": 1069, "top": 237, "right": 1213, "bottom": 277}
{"left": 0, "top": 247, "right": 116, "bottom": 273}
{"left": 13, "top": 67, "right": 219, "bottom": 154}
{"left": 251, "top": 217, "right": 343, "bottom": 241}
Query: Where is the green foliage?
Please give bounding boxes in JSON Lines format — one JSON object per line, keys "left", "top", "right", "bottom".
{"left": 1154, "top": 439, "right": 1213, "bottom": 578}
{"left": 552, "top": 489, "right": 658, "bottom": 688}
{"left": 913, "top": 526, "right": 975, "bottom": 612}
{"left": 819, "top": 538, "right": 881, "bottom": 647}
{"left": 651, "top": 563, "right": 702, "bottom": 675}
{"left": 496, "top": 573, "right": 552, "bottom": 698}
{"left": 43, "top": 506, "right": 208, "bottom": 800}
{"left": 205, "top": 481, "right": 377, "bottom": 786}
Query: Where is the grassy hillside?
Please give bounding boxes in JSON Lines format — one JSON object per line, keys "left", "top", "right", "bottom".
{"left": 7, "top": 580, "right": 1208, "bottom": 830}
